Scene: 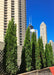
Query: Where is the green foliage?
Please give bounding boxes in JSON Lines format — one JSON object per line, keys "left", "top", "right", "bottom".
{"left": 20, "top": 46, "right": 26, "bottom": 73}
{"left": 24, "top": 27, "right": 32, "bottom": 72}
{"left": 35, "top": 42, "right": 42, "bottom": 70}
{"left": 53, "top": 56, "right": 54, "bottom": 65}
{"left": 31, "top": 32, "right": 36, "bottom": 70}
{"left": 49, "top": 43, "right": 53, "bottom": 65}
{"left": 38, "top": 37, "right": 46, "bottom": 68}
{"left": 45, "top": 44, "right": 51, "bottom": 67}
{"left": 3, "top": 18, "right": 18, "bottom": 75}
{"left": 45, "top": 43, "right": 53, "bottom": 67}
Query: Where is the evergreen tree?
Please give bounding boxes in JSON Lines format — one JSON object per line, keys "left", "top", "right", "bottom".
{"left": 24, "top": 27, "right": 32, "bottom": 72}
{"left": 35, "top": 42, "right": 42, "bottom": 70}
{"left": 48, "top": 43, "right": 53, "bottom": 66}
{"left": 20, "top": 46, "right": 26, "bottom": 73}
{"left": 31, "top": 32, "right": 36, "bottom": 70}
{"left": 3, "top": 31, "right": 8, "bottom": 71}
{"left": 45, "top": 43, "right": 53, "bottom": 67}
{"left": 45, "top": 44, "right": 51, "bottom": 67}
{"left": 38, "top": 37, "right": 46, "bottom": 68}
{"left": 3, "top": 18, "right": 18, "bottom": 75}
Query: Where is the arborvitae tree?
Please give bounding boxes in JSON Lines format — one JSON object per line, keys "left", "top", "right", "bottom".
{"left": 31, "top": 32, "right": 36, "bottom": 70}
{"left": 45, "top": 44, "right": 51, "bottom": 67}
{"left": 3, "top": 19, "right": 18, "bottom": 75}
{"left": 3, "top": 31, "right": 8, "bottom": 71}
{"left": 49, "top": 43, "right": 53, "bottom": 66}
{"left": 20, "top": 46, "right": 26, "bottom": 73}
{"left": 24, "top": 27, "right": 32, "bottom": 72}
{"left": 38, "top": 37, "right": 46, "bottom": 68}
{"left": 35, "top": 42, "right": 42, "bottom": 70}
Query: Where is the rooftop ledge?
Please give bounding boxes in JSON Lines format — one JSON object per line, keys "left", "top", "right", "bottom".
{"left": 18, "top": 66, "right": 53, "bottom": 75}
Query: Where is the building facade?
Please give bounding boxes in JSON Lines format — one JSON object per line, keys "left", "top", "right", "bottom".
{"left": 49, "top": 40, "right": 54, "bottom": 53}
{"left": 29, "top": 24, "right": 33, "bottom": 29}
{"left": 28, "top": 24, "right": 38, "bottom": 41}
{"left": 30, "top": 29, "right": 38, "bottom": 41}
{"left": 40, "top": 22, "right": 47, "bottom": 49}
{"left": 0, "top": 0, "right": 26, "bottom": 67}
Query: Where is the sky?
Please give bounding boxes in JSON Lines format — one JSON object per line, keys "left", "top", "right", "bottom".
{"left": 26, "top": 0, "right": 54, "bottom": 43}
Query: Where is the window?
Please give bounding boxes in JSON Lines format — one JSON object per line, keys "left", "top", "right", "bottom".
{"left": 20, "top": 38, "right": 22, "bottom": 40}
{"left": 20, "top": 41, "right": 22, "bottom": 44}
{"left": 20, "top": 33, "right": 22, "bottom": 35}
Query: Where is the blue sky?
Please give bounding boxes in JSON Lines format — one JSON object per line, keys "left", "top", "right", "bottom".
{"left": 26, "top": 0, "right": 54, "bottom": 43}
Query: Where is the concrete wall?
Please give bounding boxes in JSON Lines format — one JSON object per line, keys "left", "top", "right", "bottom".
{"left": 0, "top": 42, "right": 4, "bottom": 63}
{"left": 17, "top": 46, "right": 23, "bottom": 67}
{"left": 18, "top": 67, "right": 52, "bottom": 75}
{"left": 0, "top": 42, "right": 5, "bottom": 73}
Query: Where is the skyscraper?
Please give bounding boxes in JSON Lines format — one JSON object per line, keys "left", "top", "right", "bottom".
{"left": 30, "top": 29, "right": 38, "bottom": 41}
{"left": 29, "top": 24, "right": 33, "bottom": 29}
{"left": 0, "top": 0, "right": 26, "bottom": 67}
{"left": 28, "top": 24, "right": 38, "bottom": 41}
{"left": 0, "top": 0, "right": 26, "bottom": 46}
{"left": 40, "top": 22, "right": 47, "bottom": 49}
{"left": 49, "top": 40, "right": 54, "bottom": 53}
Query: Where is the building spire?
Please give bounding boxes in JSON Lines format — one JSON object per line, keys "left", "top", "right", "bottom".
{"left": 29, "top": 16, "right": 32, "bottom": 25}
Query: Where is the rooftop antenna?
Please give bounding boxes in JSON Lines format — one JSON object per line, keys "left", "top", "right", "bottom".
{"left": 31, "top": 16, "right": 32, "bottom": 25}
{"left": 29, "top": 16, "right": 32, "bottom": 25}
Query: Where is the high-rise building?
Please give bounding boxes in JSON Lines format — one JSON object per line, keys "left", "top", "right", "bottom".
{"left": 40, "top": 22, "right": 47, "bottom": 49}
{"left": 29, "top": 24, "right": 33, "bottom": 29}
{"left": 0, "top": 0, "right": 26, "bottom": 67}
{"left": 49, "top": 40, "right": 54, "bottom": 53}
{"left": 0, "top": 0, "right": 26, "bottom": 46}
{"left": 28, "top": 24, "right": 38, "bottom": 41}
{"left": 30, "top": 29, "right": 38, "bottom": 40}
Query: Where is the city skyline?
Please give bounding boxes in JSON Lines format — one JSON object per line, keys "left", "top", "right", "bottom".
{"left": 26, "top": 0, "right": 54, "bottom": 43}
